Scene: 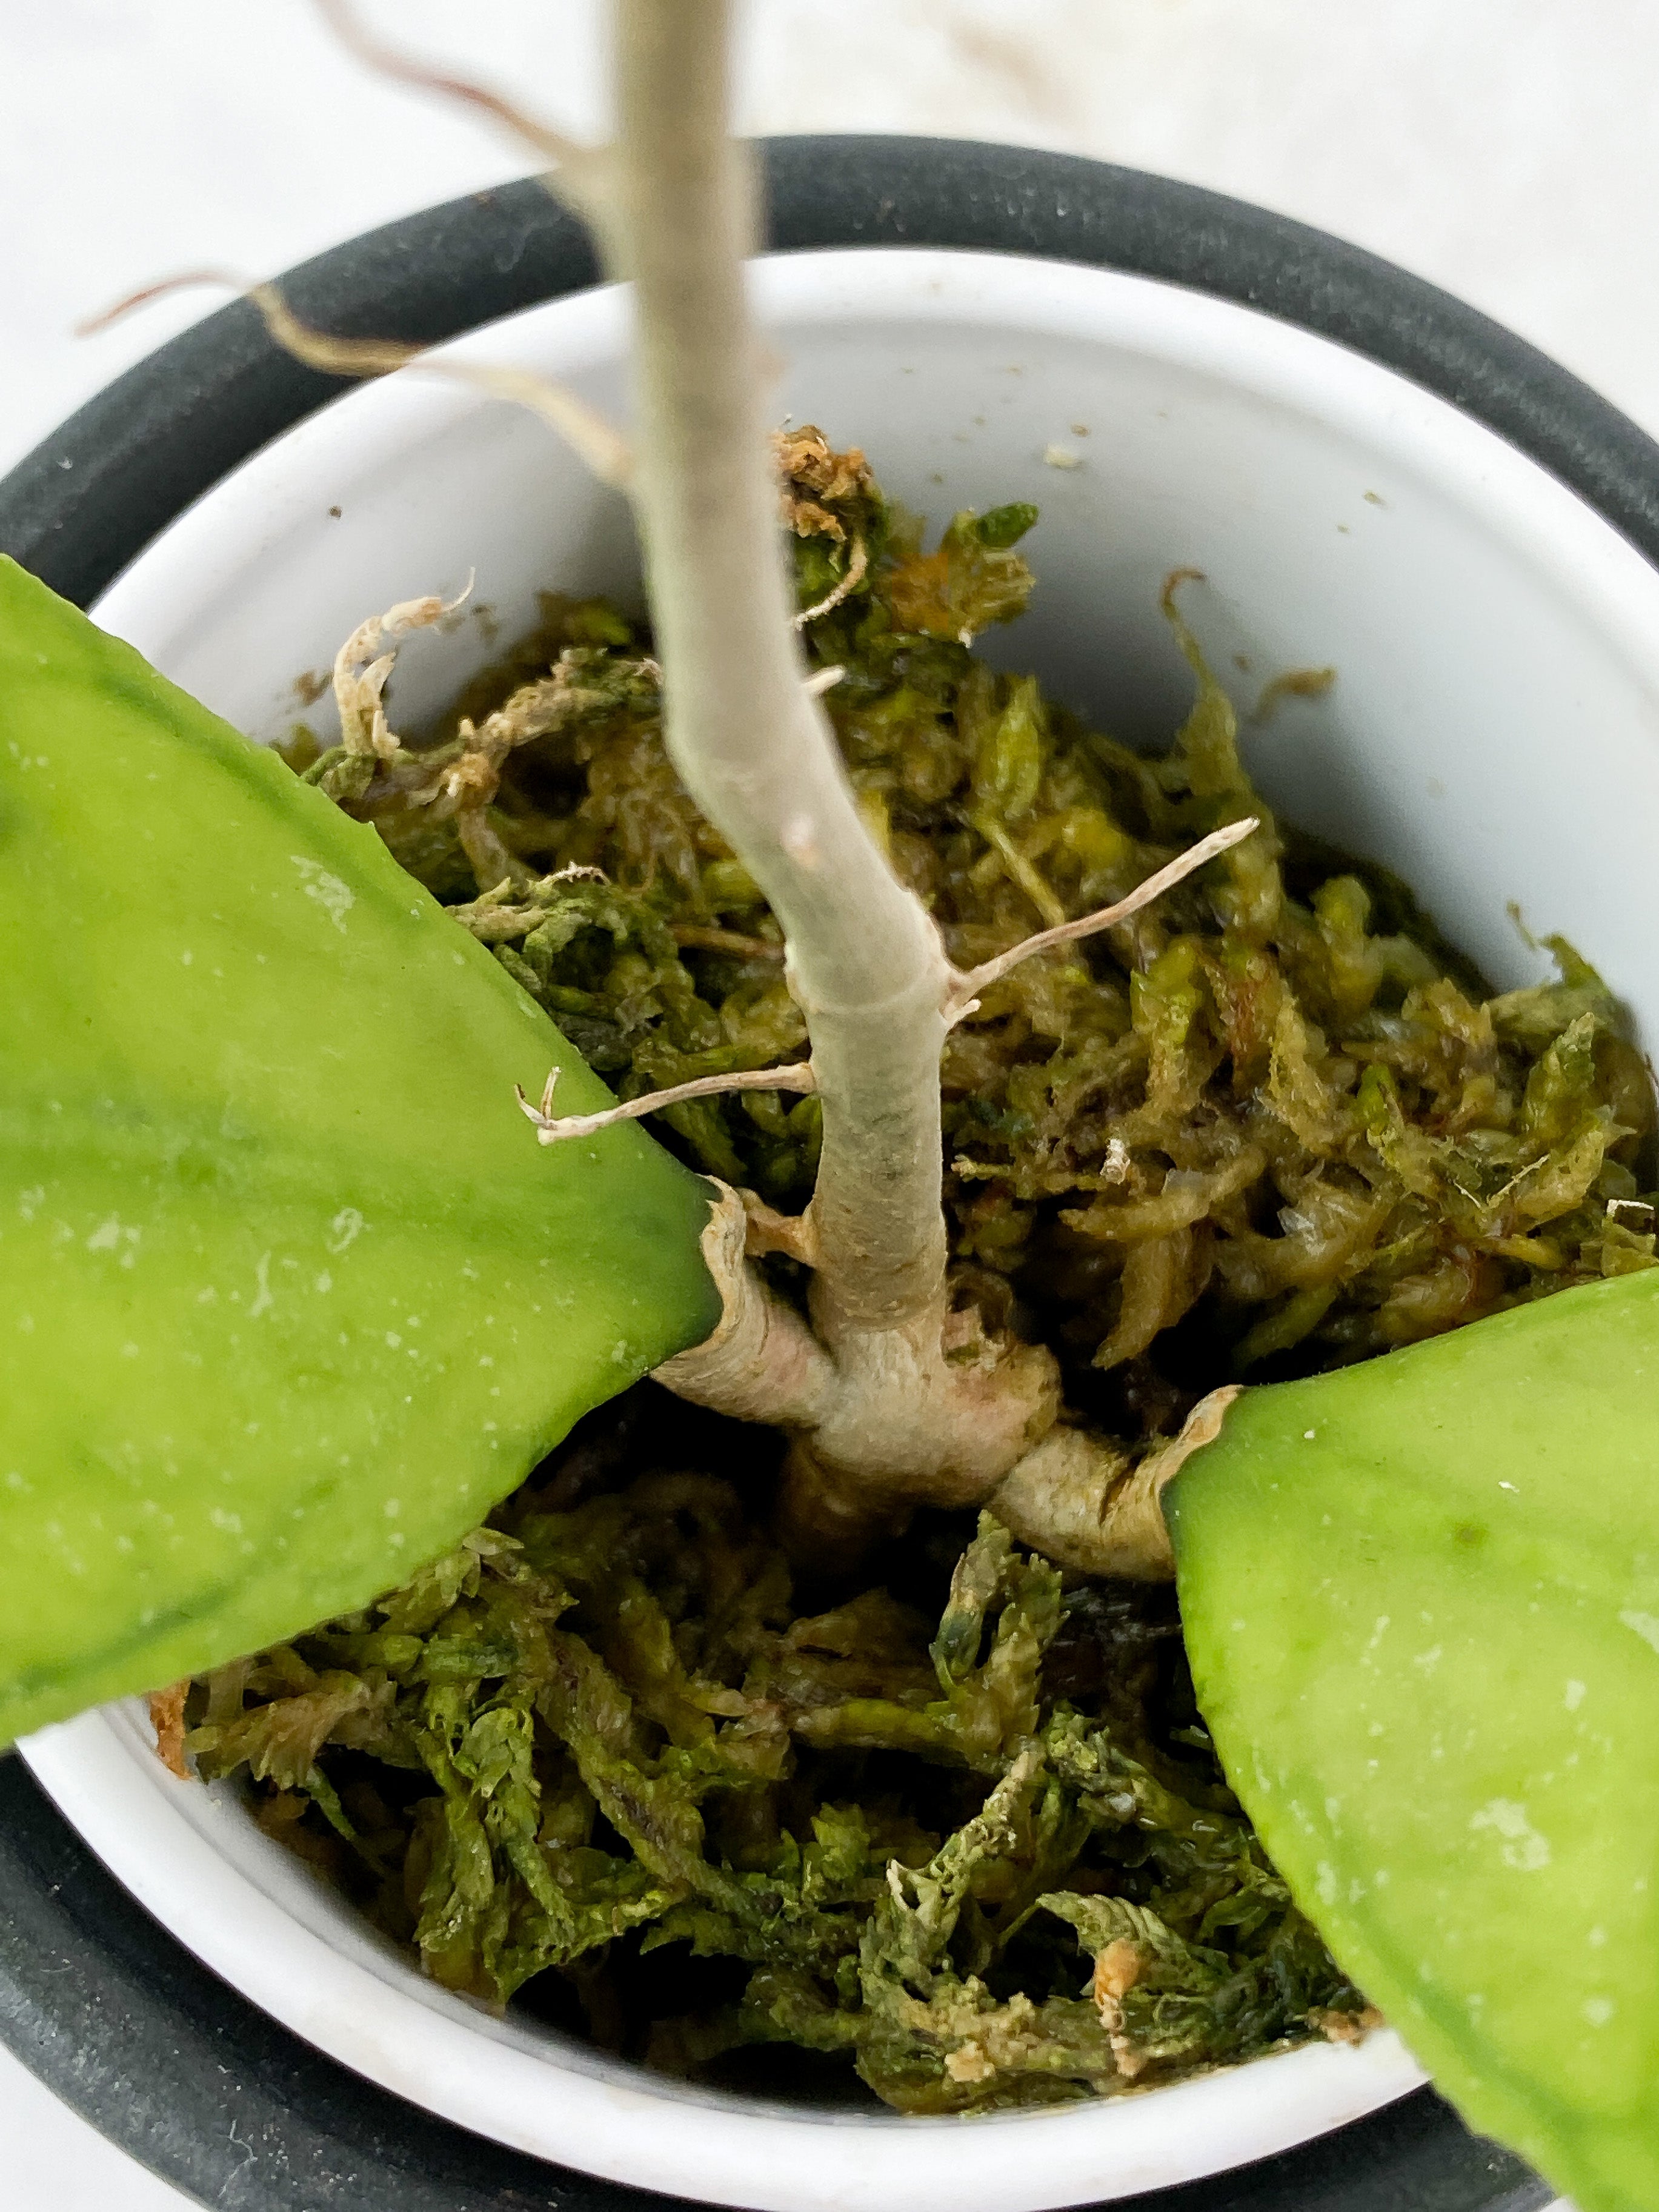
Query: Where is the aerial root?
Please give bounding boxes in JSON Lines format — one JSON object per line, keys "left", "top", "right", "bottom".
{"left": 313, "top": 0, "right": 611, "bottom": 222}
{"left": 517, "top": 1061, "right": 817, "bottom": 1145}
{"left": 940, "top": 817, "right": 1260, "bottom": 1026}
{"left": 670, "top": 925, "right": 786, "bottom": 960}
{"left": 244, "top": 281, "right": 636, "bottom": 489}
{"left": 79, "top": 270, "right": 633, "bottom": 488}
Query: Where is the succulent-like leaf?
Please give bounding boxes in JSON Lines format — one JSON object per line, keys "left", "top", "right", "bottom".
{"left": 1168, "top": 1269, "right": 1659, "bottom": 2212}
{"left": 0, "top": 559, "right": 718, "bottom": 1745}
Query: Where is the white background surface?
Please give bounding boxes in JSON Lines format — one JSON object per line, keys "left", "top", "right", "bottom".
{"left": 0, "top": 1, "right": 1634, "bottom": 2204}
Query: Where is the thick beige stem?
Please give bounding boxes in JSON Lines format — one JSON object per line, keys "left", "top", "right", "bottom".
{"left": 654, "top": 1189, "right": 834, "bottom": 1430}
{"left": 990, "top": 1389, "right": 1242, "bottom": 1580}
{"left": 314, "top": 1, "right": 1254, "bottom": 1575}
{"left": 608, "top": 0, "right": 953, "bottom": 1338}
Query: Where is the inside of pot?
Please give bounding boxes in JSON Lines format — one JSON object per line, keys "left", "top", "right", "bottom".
{"left": 76, "top": 250, "right": 1659, "bottom": 2149}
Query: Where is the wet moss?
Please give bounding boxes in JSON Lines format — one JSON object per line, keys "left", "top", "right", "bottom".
{"left": 204, "top": 431, "right": 1652, "bottom": 2107}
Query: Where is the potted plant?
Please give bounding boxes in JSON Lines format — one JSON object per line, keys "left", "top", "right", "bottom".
{"left": 2, "top": 12, "right": 1657, "bottom": 2212}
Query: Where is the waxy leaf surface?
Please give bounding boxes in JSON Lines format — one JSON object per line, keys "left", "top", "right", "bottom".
{"left": 1168, "top": 1269, "right": 1659, "bottom": 2212}
{"left": 0, "top": 559, "right": 718, "bottom": 1746}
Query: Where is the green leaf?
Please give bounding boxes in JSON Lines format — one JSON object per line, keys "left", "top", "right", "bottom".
{"left": 0, "top": 558, "right": 719, "bottom": 1745}
{"left": 1166, "top": 1269, "right": 1659, "bottom": 2212}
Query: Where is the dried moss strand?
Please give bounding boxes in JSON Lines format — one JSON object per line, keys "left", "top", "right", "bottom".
{"left": 333, "top": 588, "right": 467, "bottom": 760}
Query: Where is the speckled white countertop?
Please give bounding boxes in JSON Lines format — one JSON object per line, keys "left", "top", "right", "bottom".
{"left": 1, "top": 1, "right": 1631, "bottom": 2203}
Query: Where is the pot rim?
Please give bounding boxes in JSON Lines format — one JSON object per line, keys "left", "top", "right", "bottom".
{"left": 0, "top": 133, "right": 1618, "bottom": 2212}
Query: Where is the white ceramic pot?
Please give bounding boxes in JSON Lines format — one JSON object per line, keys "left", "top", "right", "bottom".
{"left": 19, "top": 237, "right": 1659, "bottom": 2212}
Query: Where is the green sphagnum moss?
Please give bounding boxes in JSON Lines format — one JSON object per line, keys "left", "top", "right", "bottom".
{"left": 199, "top": 430, "right": 1653, "bottom": 2109}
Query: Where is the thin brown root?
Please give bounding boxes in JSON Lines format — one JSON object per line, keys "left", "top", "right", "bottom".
{"left": 455, "top": 809, "right": 531, "bottom": 898}
{"left": 670, "top": 925, "right": 786, "bottom": 961}
{"left": 1252, "top": 666, "right": 1336, "bottom": 724}
{"left": 79, "top": 270, "right": 632, "bottom": 488}
{"left": 75, "top": 270, "right": 246, "bottom": 336}
{"left": 251, "top": 284, "right": 634, "bottom": 487}
{"left": 943, "top": 819, "right": 1260, "bottom": 1023}
{"left": 434, "top": 362, "right": 633, "bottom": 487}
{"left": 1161, "top": 565, "right": 1207, "bottom": 615}
{"left": 793, "top": 536, "right": 869, "bottom": 628}
{"left": 517, "top": 1060, "right": 817, "bottom": 1144}
{"left": 314, "top": 0, "right": 608, "bottom": 214}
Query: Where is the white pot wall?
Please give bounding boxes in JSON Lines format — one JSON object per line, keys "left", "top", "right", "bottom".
{"left": 21, "top": 245, "right": 1659, "bottom": 2211}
